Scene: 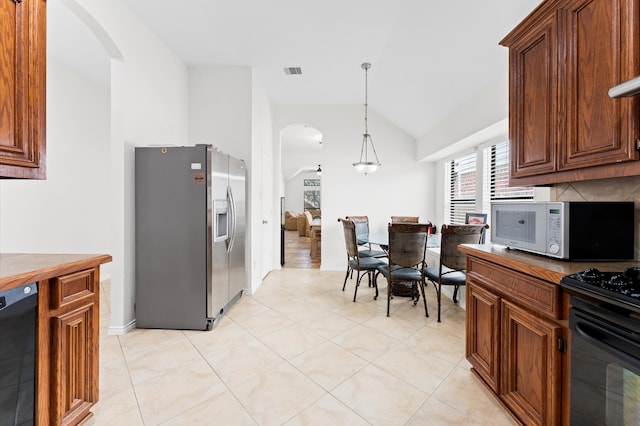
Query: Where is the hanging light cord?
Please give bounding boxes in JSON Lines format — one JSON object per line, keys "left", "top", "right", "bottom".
{"left": 360, "top": 63, "right": 380, "bottom": 164}
{"left": 364, "top": 63, "right": 369, "bottom": 136}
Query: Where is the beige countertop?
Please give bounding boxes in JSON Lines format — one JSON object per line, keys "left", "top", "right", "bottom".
{"left": 459, "top": 244, "right": 640, "bottom": 284}
{"left": 0, "top": 253, "right": 112, "bottom": 291}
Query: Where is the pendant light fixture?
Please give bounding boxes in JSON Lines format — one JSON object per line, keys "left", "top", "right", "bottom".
{"left": 353, "top": 62, "right": 381, "bottom": 175}
{"left": 316, "top": 164, "right": 322, "bottom": 176}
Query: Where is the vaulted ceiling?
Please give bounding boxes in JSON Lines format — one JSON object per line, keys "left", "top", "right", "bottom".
{"left": 48, "top": 0, "right": 541, "bottom": 141}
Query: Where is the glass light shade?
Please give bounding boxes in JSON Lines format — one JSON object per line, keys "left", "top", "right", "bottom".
{"left": 352, "top": 161, "right": 379, "bottom": 175}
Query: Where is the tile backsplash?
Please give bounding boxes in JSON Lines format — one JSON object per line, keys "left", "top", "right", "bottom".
{"left": 552, "top": 176, "right": 640, "bottom": 260}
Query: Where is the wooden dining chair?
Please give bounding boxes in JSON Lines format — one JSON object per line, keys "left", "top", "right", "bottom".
{"left": 464, "top": 212, "right": 488, "bottom": 243}
{"left": 377, "top": 223, "right": 430, "bottom": 317}
{"left": 338, "top": 218, "right": 387, "bottom": 302}
{"left": 345, "top": 215, "right": 386, "bottom": 258}
{"left": 391, "top": 216, "right": 419, "bottom": 223}
{"left": 424, "top": 224, "right": 488, "bottom": 322}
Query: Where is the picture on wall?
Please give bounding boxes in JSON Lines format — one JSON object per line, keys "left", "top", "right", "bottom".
{"left": 304, "top": 179, "right": 320, "bottom": 187}
{"left": 304, "top": 190, "right": 320, "bottom": 209}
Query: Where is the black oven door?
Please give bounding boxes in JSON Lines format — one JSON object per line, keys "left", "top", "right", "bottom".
{"left": 569, "top": 301, "right": 640, "bottom": 426}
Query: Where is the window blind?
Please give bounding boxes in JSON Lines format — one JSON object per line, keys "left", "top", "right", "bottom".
{"left": 449, "top": 152, "right": 476, "bottom": 224}
{"left": 483, "top": 141, "right": 533, "bottom": 202}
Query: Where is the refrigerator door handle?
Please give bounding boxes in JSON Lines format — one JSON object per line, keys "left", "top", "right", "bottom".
{"left": 227, "top": 186, "right": 236, "bottom": 254}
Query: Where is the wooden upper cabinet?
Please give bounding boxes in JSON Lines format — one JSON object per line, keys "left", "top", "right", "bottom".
{"left": 561, "top": 0, "right": 639, "bottom": 170}
{"left": 508, "top": 13, "right": 557, "bottom": 178}
{"left": 501, "top": 0, "right": 640, "bottom": 185}
{"left": 0, "top": 0, "right": 46, "bottom": 179}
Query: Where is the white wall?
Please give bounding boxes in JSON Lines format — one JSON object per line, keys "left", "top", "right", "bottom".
{"left": 188, "top": 67, "right": 252, "bottom": 161}
{"left": 188, "top": 66, "right": 267, "bottom": 291}
{"left": 281, "top": 145, "right": 324, "bottom": 214}
{"left": 251, "top": 70, "right": 274, "bottom": 286}
{"left": 274, "top": 105, "right": 436, "bottom": 271}
{"left": 44, "top": 0, "right": 191, "bottom": 334}
{"left": 416, "top": 80, "right": 508, "bottom": 161}
{"left": 188, "top": 66, "right": 274, "bottom": 291}
{"left": 0, "top": 60, "right": 111, "bottom": 261}
{"left": 284, "top": 172, "right": 322, "bottom": 214}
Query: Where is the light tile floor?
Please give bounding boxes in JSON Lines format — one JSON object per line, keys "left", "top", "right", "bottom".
{"left": 88, "top": 269, "right": 516, "bottom": 425}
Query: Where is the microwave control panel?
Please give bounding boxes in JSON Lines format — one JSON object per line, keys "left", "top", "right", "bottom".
{"left": 546, "top": 202, "right": 564, "bottom": 256}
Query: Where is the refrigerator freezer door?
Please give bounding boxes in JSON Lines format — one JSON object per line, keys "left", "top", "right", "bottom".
{"left": 228, "top": 155, "right": 247, "bottom": 300}
{"left": 210, "top": 149, "right": 230, "bottom": 317}
{"left": 135, "top": 145, "right": 210, "bottom": 330}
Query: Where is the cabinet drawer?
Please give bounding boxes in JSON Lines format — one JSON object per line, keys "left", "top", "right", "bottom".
{"left": 467, "top": 257, "right": 561, "bottom": 319}
{"left": 50, "top": 269, "right": 96, "bottom": 310}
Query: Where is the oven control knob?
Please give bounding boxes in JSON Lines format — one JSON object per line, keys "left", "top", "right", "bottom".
{"left": 623, "top": 266, "right": 640, "bottom": 282}
{"left": 548, "top": 242, "right": 560, "bottom": 254}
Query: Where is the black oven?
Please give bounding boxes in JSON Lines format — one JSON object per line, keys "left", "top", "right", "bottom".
{"left": 0, "top": 283, "right": 38, "bottom": 426}
{"left": 569, "top": 298, "right": 640, "bottom": 425}
{"left": 561, "top": 268, "right": 640, "bottom": 426}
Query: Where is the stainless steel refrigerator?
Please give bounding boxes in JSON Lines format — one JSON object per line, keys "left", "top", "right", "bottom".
{"left": 134, "top": 145, "right": 246, "bottom": 330}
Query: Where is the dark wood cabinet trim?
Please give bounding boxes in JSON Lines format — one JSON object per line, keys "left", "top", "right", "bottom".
{"left": 502, "top": 0, "right": 640, "bottom": 186}
{"left": 0, "top": 0, "right": 47, "bottom": 179}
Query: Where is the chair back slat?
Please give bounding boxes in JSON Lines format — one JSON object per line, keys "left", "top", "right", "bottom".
{"left": 439, "top": 224, "right": 487, "bottom": 271}
{"left": 387, "top": 223, "right": 429, "bottom": 267}
{"left": 338, "top": 218, "right": 360, "bottom": 258}
{"left": 346, "top": 216, "right": 370, "bottom": 245}
{"left": 391, "top": 216, "right": 420, "bottom": 223}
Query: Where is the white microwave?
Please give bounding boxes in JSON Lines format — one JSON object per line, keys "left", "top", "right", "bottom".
{"left": 490, "top": 201, "right": 635, "bottom": 260}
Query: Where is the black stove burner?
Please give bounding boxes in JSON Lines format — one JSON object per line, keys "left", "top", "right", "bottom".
{"left": 561, "top": 267, "right": 640, "bottom": 314}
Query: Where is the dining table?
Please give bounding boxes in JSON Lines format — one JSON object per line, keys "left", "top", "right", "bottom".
{"left": 309, "top": 219, "right": 321, "bottom": 258}
{"left": 365, "top": 232, "right": 441, "bottom": 251}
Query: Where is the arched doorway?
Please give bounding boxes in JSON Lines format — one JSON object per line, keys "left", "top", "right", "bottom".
{"left": 280, "top": 124, "right": 323, "bottom": 268}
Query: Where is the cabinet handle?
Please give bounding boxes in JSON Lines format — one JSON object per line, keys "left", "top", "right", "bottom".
{"left": 14, "top": 0, "right": 23, "bottom": 3}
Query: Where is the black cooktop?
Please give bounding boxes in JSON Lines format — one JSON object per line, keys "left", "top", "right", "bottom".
{"left": 560, "top": 267, "right": 640, "bottom": 314}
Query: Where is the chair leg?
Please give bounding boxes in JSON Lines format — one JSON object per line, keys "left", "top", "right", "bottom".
{"left": 386, "top": 280, "right": 392, "bottom": 317}
{"left": 373, "top": 271, "right": 379, "bottom": 300}
{"left": 419, "top": 281, "right": 429, "bottom": 317}
{"left": 436, "top": 283, "right": 442, "bottom": 322}
{"left": 353, "top": 270, "right": 364, "bottom": 302}
{"left": 453, "top": 285, "right": 459, "bottom": 303}
{"left": 342, "top": 267, "right": 351, "bottom": 291}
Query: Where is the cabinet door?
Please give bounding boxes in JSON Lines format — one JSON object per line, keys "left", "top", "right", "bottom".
{"left": 501, "top": 300, "right": 562, "bottom": 426}
{"left": 50, "top": 302, "right": 99, "bottom": 425}
{"left": 466, "top": 280, "right": 501, "bottom": 392}
{"left": 0, "top": 0, "right": 46, "bottom": 179}
{"left": 508, "top": 13, "right": 557, "bottom": 179}
{"left": 560, "top": 0, "right": 639, "bottom": 171}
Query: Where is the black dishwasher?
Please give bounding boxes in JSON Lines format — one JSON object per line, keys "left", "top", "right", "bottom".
{"left": 0, "top": 283, "right": 38, "bottom": 426}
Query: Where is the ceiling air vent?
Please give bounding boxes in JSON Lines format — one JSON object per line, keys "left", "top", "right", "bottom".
{"left": 284, "top": 67, "right": 302, "bottom": 75}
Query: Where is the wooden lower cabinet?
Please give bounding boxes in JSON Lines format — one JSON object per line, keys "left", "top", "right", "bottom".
{"left": 51, "top": 303, "right": 98, "bottom": 425}
{"left": 501, "top": 300, "right": 562, "bottom": 426}
{"left": 0, "top": 254, "right": 110, "bottom": 426}
{"left": 466, "top": 282, "right": 500, "bottom": 392}
{"left": 465, "top": 256, "right": 567, "bottom": 425}
{"left": 38, "top": 267, "right": 100, "bottom": 426}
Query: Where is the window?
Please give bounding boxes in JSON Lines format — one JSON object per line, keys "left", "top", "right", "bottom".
{"left": 483, "top": 141, "right": 533, "bottom": 203}
{"left": 447, "top": 141, "right": 533, "bottom": 224}
{"left": 448, "top": 152, "right": 476, "bottom": 224}
{"left": 303, "top": 178, "right": 320, "bottom": 209}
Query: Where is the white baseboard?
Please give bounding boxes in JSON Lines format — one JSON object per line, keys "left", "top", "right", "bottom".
{"left": 107, "top": 319, "right": 136, "bottom": 335}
